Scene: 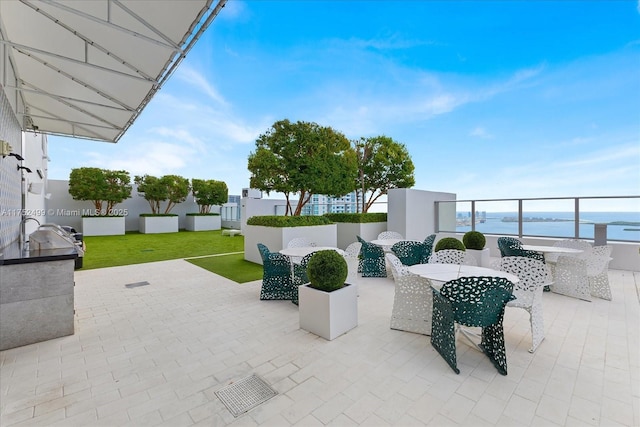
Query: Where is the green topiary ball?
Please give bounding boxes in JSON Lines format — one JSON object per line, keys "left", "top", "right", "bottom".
{"left": 307, "top": 250, "right": 348, "bottom": 292}
{"left": 463, "top": 231, "right": 486, "bottom": 250}
{"left": 434, "top": 237, "right": 466, "bottom": 252}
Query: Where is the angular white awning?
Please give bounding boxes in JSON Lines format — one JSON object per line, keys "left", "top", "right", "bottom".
{"left": 0, "top": 0, "right": 226, "bottom": 143}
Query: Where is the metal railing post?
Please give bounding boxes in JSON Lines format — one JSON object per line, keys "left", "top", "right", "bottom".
{"left": 518, "top": 199, "right": 523, "bottom": 238}
{"left": 471, "top": 201, "right": 476, "bottom": 231}
{"left": 574, "top": 198, "right": 580, "bottom": 238}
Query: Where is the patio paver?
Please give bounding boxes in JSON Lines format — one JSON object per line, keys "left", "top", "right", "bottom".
{"left": 1, "top": 259, "right": 638, "bottom": 426}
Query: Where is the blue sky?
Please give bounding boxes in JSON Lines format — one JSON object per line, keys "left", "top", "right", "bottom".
{"left": 47, "top": 1, "right": 640, "bottom": 210}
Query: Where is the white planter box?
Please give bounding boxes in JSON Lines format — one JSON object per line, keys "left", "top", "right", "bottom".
{"left": 82, "top": 216, "right": 125, "bottom": 236}
{"left": 244, "top": 224, "right": 337, "bottom": 265}
{"left": 335, "top": 222, "right": 387, "bottom": 250}
{"left": 299, "top": 283, "right": 358, "bottom": 340}
{"left": 185, "top": 215, "right": 221, "bottom": 231}
{"left": 139, "top": 216, "right": 178, "bottom": 234}
{"left": 466, "top": 248, "right": 491, "bottom": 267}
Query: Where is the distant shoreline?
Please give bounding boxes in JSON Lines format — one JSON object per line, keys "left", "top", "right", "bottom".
{"left": 501, "top": 217, "right": 640, "bottom": 226}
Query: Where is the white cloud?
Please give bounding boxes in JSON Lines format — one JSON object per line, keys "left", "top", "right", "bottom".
{"left": 149, "top": 127, "right": 206, "bottom": 152}
{"left": 84, "top": 141, "right": 194, "bottom": 177}
{"left": 469, "top": 127, "right": 493, "bottom": 139}
{"left": 175, "top": 66, "right": 228, "bottom": 107}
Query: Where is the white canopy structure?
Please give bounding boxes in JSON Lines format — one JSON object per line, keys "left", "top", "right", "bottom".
{"left": 0, "top": 0, "right": 226, "bottom": 143}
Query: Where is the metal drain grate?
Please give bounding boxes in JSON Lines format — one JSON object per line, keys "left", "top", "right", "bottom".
{"left": 125, "top": 281, "right": 150, "bottom": 288}
{"left": 215, "top": 374, "right": 278, "bottom": 417}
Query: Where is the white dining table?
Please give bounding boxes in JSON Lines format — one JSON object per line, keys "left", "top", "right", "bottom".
{"left": 520, "top": 244, "right": 583, "bottom": 255}
{"left": 279, "top": 246, "right": 345, "bottom": 259}
{"left": 407, "top": 263, "right": 519, "bottom": 285}
{"left": 371, "top": 238, "right": 421, "bottom": 252}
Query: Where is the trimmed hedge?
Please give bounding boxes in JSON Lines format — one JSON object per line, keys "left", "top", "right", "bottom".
{"left": 463, "top": 231, "right": 486, "bottom": 250}
{"left": 434, "top": 237, "right": 466, "bottom": 252}
{"left": 307, "top": 250, "right": 348, "bottom": 292}
{"left": 323, "top": 212, "right": 387, "bottom": 223}
{"left": 246, "top": 215, "right": 333, "bottom": 227}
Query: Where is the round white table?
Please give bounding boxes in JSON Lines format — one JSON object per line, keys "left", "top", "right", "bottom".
{"left": 407, "top": 263, "right": 519, "bottom": 284}
{"left": 279, "top": 246, "right": 344, "bottom": 258}
{"left": 371, "top": 238, "right": 404, "bottom": 247}
{"left": 520, "top": 244, "right": 583, "bottom": 255}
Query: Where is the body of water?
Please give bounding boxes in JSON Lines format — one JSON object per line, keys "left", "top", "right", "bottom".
{"left": 454, "top": 211, "right": 640, "bottom": 242}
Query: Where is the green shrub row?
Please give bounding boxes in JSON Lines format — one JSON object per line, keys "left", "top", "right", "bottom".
{"left": 246, "top": 215, "right": 333, "bottom": 227}
{"left": 323, "top": 212, "right": 387, "bottom": 223}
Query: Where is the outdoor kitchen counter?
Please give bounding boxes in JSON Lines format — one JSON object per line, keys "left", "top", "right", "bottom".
{"left": 0, "top": 241, "right": 78, "bottom": 265}
{"left": 0, "top": 243, "right": 77, "bottom": 351}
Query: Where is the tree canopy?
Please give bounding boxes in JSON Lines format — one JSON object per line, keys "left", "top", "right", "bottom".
{"left": 192, "top": 179, "right": 228, "bottom": 214}
{"left": 354, "top": 136, "right": 415, "bottom": 212}
{"left": 68, "top": 167, "right": 131, "bottom": 215}
{"left": 134, "top": 174, "right": 190, "bottom": 214}
{"left": 248, "top": 119, "right": 358, "bottom": 215}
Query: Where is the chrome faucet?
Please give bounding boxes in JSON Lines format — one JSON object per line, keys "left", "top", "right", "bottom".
{"left": 20, "top": 217, "right": 41, "bottom": 249}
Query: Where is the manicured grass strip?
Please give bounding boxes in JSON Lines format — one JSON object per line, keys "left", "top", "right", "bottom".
{"left": 82, "top": 230, "right": 245, "bottom": 270}
{"left": 187, "top": 253, "right": 264, "bottom": 283}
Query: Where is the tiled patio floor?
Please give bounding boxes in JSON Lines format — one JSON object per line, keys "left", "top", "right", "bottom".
{"left": 1, "top": 260, "right": 638, "bottom": 426}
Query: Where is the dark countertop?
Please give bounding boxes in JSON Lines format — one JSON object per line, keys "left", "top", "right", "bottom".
{"left": 0, "top": 241, "right": 78, "bottom": 266}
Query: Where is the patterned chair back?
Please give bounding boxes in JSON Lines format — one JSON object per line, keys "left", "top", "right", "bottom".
{"left": 494, "top": 256, "right": 547, "bottom": 307}
{"left": 497, "top": 237, "right": 522, "bottom": 257}
{"left": 439, "top": 276, "right": 516, "bottom": 327}
{"left": 391, "top": 241, "right": 429, "bottom": 266}
{"left": 429, "top": 249, "right": 476, "bottom": 265}
{"left": 423, "top": 234, "right": 436, "bottom": 261}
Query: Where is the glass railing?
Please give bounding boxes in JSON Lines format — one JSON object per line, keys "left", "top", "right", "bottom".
{"left": 436, "top": 196, "right": 640, "bottom": 243}
{"left": 220, "top": 205, "right": 240, "bottom": 221}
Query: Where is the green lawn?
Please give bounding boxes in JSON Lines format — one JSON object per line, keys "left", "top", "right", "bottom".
{"left": 186, "top": 253, "right": 263, "bottom": 283}
{"left": 82, "top": 231, "right": 260, "bottom": 283}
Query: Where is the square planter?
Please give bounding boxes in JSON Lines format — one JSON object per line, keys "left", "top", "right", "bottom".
{"left": 299, "top": 283, "right": 358, "bottom": 340}
{"left": 185, "top": 214, "right": 221, "bottom": 231}
{"left": 139, "top": 215, "right": 178, "bottom": 234}
{"left": 466, "top": 248, "right": 491, "bottom": 267}
{"left": 82, "top": 216, "right": 125, "bottom": 236}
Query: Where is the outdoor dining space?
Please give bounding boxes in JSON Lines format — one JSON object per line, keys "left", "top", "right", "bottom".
{"left": 1, "top": 257, "right": 636, "bottom": 426}
{"left": 254, "top": 233, "right": 627, "bottom": 384}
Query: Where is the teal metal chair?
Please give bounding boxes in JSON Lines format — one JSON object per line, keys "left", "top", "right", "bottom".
{"left": 431, "top": 276, "right": 516, "bottom": 375}
{"left": 391, "top": 241, "right": 430, "bottom": 266}
{"left": 357, "top": 237, "right": 387, "bottom": 277}
{"left": 497, "top": 237, "right": 522, "bottom": 257}
{"left": 257, "top": 243, "right": 296, "bottom": 301}
{"left": 292, "top": 252, "right": 314, "bottom": 305}
{"left": 423, "top": 234, "right": 436, "bottom": 262}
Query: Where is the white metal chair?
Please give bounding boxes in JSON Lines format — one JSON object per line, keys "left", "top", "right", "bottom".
{"left": 386, "top": 253, "right": 433, "bottom": 335}
{"left": 550, "top": 255, "right": 591, "bottom": 301}
{"left": 587, "top": 245, "right": 613, "bottom": 300}
{"left": 287, "top": 237, "right": 312, "bottom": 264}
{"left": 377, "top": 231, "right": 404, "bottom": 240}
{"left": 343, "top": 241, "right": 362, "bottom": 284}
{"left": 429, "top": 249, "right": 477, "bottom": 266}
{"left": 493, "top": 256, "right": 549, "bottom": 352}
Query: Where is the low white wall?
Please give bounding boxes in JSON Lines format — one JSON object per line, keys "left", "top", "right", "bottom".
{"left": 244, "top": 224, "right": 337, "bottom": 264}
{"left": 388, "top": 188, "right": 456, "bottom": 241}
{"left": 335, "top": 222, "right": 387, "bottom": 249}
{"left": 45, "top": 180, "right": 220, "bottom": 233}
{"left": 241, "top": 197, "right": 283, "bottom": 232}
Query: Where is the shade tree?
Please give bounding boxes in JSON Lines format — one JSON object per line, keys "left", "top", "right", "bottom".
{"left": 248, "top": 119, "right": 358, "bottom": 216}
